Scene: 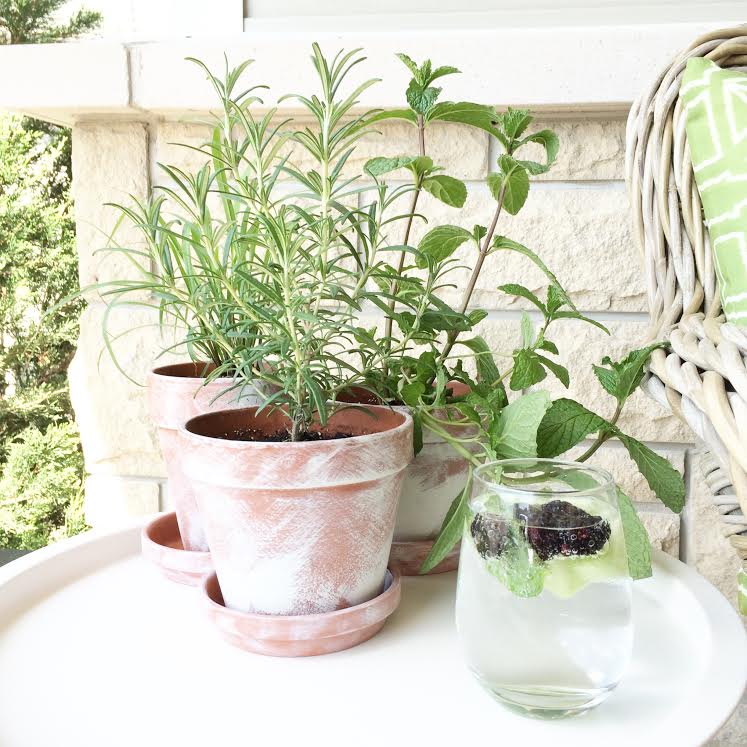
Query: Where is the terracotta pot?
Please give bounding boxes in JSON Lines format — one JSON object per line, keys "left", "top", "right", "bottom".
{"left": 201, "top": 569, "right": 401, "bottom": 656}
{"left": 340, "top": 383, "right": 474, "bottom": 570}
{"left": 141, "top": 512, "right": 214, "bottom": 586}
{"left": 179, "top": 405, "right": 413, "bottom": 616}
{"left": 147, "top": 362, "right": 258, "bottom": 552}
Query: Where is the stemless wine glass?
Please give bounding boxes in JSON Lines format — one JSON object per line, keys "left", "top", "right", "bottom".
{"left": 455, "top": 458, "right": 633, "bottom": 718}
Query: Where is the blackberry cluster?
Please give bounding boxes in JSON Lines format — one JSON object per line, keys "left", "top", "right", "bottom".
{"left": 470, "top": 499, "right": 611, "bottom": 562}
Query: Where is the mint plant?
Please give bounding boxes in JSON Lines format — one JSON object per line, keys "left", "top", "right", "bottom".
{"left": 347, "top": 55, "right": 684, "bottom": 577}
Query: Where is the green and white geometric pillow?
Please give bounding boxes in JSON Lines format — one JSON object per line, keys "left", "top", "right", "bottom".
{"left": 680, "top": 58, "right": 747, "bottom": 325}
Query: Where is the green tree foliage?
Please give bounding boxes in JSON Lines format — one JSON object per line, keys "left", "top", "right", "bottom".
{"left": 0, "top": 1, "right": 101, "bottom": 44}
{"left": 0, "top": 423, "right": 85, "bottom": 550}
{"left": 0, "top": 2, "right": 100, "bottom": 549}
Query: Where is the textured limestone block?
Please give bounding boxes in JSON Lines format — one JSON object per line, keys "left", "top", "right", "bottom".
{"left": 154, "top": 118, "right": 489, "bottom": 183}
{"left": 684, "top": 459, "right": 742, "bottom": 607}
{"left": 285, "top": 120, "right": 489, "bottom": 180}
{"left": 539, "top": 318, "right": 693, "bottom": 443}
{"left": 84, "top": 475, "right": 160, "bottom": 529}
{"left": 638, "top": 511, "right": 680, "bottom": 556}
{"left": 398, "top": 184, "right": 646, "bottom": 313}
{"left": 153, "top": 121, "right": 212, "bottom": 177}
{"left": 72, "top": 122, "right": 150, "bottom": 295}
{"left": 69, "top": 303, "right": 177, "bottom": 478}
{"left": 526, "top": 117, "right": 626, "bottom": 181}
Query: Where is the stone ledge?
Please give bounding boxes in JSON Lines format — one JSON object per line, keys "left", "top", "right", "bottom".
{"left": 0, "top": 21, "right": 741, "bottom": 124}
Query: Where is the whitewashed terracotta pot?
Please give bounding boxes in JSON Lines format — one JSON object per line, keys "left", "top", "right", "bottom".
{"left": 147, "top": 362, "right": 258, "bottom": 552}
{"left": 179, "top": 405, "right": 413, "bottom": 616}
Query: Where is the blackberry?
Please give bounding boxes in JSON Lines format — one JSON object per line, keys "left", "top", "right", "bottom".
{"left": 470, "top": 513, "right": 510, "bottom": 558}
{"left": 471, "top": 500, "right": 611, "bottom": 562}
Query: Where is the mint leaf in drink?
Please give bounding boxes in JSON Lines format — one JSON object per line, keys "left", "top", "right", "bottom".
{"left": 471, "top": 515, "right": 545, "bottom": 598}
{"left": 616, "top": 489, "right": 652, "bottom": 580}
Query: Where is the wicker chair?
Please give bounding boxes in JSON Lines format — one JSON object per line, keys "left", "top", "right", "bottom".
{"left": 626, "top": 26, "right": 747, "bottom": 603}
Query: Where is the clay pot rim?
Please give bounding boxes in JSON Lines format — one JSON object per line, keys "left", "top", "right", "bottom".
{"left": 150, "top": 361, "right": 233, "bottom": 383}
{"left": 202, "top": 568, "right": 401, "bottom": 630}
{"left": 180, "top": 404, "right": 413, "bottom": 450}
{"left": 141, "top": 512, "right": 213, "bottom": 585}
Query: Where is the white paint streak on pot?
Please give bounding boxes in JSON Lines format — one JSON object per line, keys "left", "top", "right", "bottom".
{"left": 179, "top": 405, "right": 413, "bottom": 616}
{"left": 147, "top": 362, "right": 258, "bottom": 552}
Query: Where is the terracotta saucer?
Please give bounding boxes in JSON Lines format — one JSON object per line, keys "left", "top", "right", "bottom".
{"left": 141, "top": 512, "right": 213, "bottom": 586}
{"left": 389, "top": 540, "right": 460, "bottom": 576}
{"left": 201, "top": 569, "right": 401, "bottom": 657}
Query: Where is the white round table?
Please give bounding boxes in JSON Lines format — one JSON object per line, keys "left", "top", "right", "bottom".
{"left": 0, "top": 519, "right": 744, "bottom": 747}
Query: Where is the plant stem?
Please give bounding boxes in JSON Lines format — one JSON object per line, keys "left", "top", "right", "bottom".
{"left": 576, "top": 402, "right": 623, "bottom": 462}
{"left": 382, "top": 114, "right": 426, "bottom": 354}
{"left": 437, "top": 182, "right": 507, "bottom": 366}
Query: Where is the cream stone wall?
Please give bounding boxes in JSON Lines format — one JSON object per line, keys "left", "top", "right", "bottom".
{"left": 70, "top": 115, "right": 742, "bottom": 607}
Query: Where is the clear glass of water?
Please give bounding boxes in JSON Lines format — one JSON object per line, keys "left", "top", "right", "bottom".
{"left": 455, "top": 458, "right": 633, "bottom": 718}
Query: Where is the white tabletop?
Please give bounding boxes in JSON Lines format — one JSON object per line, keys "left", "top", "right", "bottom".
{"left": 0, "top": 520, "right": 745, "bottom": 747}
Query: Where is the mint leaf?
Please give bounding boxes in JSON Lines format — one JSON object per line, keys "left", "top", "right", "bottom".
{"left": 592, "top": 343, "right": 665, "bottom": 406}
{"left": 484, "top": 522, "right": 545, "bottom": 598}
{"left": 616, "top": 488, "right": 652, "bottom": 580}
{"left": 426, "top": 101, "right": 504, "bottom": 143}
{"left": 509, "top": 349, "right": 546, "bottom": 390}
{"left": 492, "top": 390, "right": 551, "bottom": 459}
{"left": 520, "top": 311, "right": 533, "bottom": 348}
{"left": 368, "top": 109, "right": 418, "bottom": 125}
{"left": 488, "top": 155, "right": 529, "bottom": 215}
{"left": 412, "top": 410, "right": 424, "bottom": 454}
{"left": 429, "top": 65, "right": 460, "bottom": 83}
{"left": 517, "top": 129, "right": 560, "bottom": 172}
{"left": 416, "top": 225, "right": 473, "bottom": 268}
{"left": 546, "top": 282, "right": 572, "bottom": 313}
{"left": 395, "top": 52, "right": 420, "bottom": 78}
{"left": 497, "top": 107, "right": 533, "bottom": 139}
{"left": 491, "top": 237, "right": 564, "bottom": 292}
{"left": 553, "top": 310, "right": 609, "bottom": 334}
{"left": 364, "top": 155, "right": 416, "bottom": 177}
{"left": 406, "top": 155, "right": 435, "bottom": 179}
{"left": 536, "top": 398, "right": 609, "bottom": 458}
{"left": 407, "top": 81, "right": 440, "bottom": 115}
{"left": 421, "top": 473, "right": 472, "bottom": 573}
{"left": 422, "top": 174, "right": 467, "bottom": 208}
{"left": 460, "top": 336, "right": 501, "bottom": 385}
{"left": 400, "top": 381, "right": 425, "bottom": 407}
{"left": 537, "top": 354, "right": 570, "bottom": 388}
{"left": 618, "top": 434, "right": 685, "bottom": 513}
{"left": 538, "top": 339, "right": 558, "bottom": 355}
{"left": 498, "top": 283, "right": 547, "bottom": 313}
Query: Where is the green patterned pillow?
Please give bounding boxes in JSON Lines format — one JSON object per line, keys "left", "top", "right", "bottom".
{"left": 681, "top": 58, "right": 747, "bottom": 325}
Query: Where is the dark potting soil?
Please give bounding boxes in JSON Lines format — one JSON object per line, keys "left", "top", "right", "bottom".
{"left": 471, "top": 500, "right": 612, "bottom": 562}
{"left": 218, "top": 428, "right": 357, "bottom": 443}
